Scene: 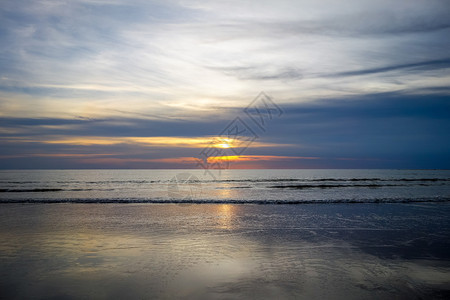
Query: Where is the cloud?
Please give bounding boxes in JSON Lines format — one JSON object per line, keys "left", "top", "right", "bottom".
{"left": 1, "top": 91, "right": 449, "bottom": 169}
{"left": 1, "top": 0, "right": 449, "bottom": 169}
{"left": 326, "top": 58, "right": 450, "bottom": 78}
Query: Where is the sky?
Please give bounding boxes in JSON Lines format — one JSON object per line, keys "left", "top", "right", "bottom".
{"left": 0, "top": 0, "right": 449, "bottom": 169}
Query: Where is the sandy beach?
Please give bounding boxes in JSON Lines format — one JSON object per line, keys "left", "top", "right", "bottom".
{"left": 1, "top": 203, "right": 449, "bottom": 299}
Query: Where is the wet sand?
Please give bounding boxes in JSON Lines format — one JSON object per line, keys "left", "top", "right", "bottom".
{"left": 0, "top": 203, "right": 449, "bottom": 299}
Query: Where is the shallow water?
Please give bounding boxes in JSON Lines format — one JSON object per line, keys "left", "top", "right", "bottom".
{"left": 1, "top": 169, "right": 449, "bottom": 203}
{"left": 1, "top": 203, "right": 449, "bottom": 299}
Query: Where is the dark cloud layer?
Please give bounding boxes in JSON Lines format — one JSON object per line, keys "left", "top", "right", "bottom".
{"left": 1, "top": 91, "right": 449, "bottom": 169}
{"left": 327, "top": 58, "right": 450, "bottom": 78}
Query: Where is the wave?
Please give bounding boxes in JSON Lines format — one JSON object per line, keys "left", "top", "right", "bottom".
{"left": 213, "top": 178, "right": 450, "bottom": 183}
{"left": 269, "top": 184, "right": 402, "bottom": 189}
{"left": 0, "top": 180, "right": 160, "bottom": 184}
{"left": 1, "top": 180, "right": 447, "bottom": 193}
{"left": 2, "top": 178, "right": 448, "bottom": 185}
{"left": 0, "top": 188, "right": 98, "bottom": 193}
{"left": 0, "top": 197, "right": 449, "bottom": 204}
{"left": 0, "top": 188, "right": 64, "bottom": 193}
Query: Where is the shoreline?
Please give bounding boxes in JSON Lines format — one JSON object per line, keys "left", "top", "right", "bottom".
{"left": 1, "top": 202, "right": 450, "bottom": 299}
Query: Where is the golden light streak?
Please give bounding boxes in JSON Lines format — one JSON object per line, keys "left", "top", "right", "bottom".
{"left": 76, "top": 155, "right": 319, "bottom": 166}
{"left": 0, "top": 135, "right": 288, "bottom": 148}
{"left": 216, "top": 204, "right": 235, "bottom": 230}
{"left": 207, "top": 155, "right": 319, "bottom": 162}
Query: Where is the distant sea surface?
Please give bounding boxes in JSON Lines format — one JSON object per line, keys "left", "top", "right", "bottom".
{"left": 1, "top": 169, "right": 449, "bottom": 204}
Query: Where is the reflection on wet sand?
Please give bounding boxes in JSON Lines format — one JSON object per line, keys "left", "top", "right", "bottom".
{"left": 0, "top": 203, "right": 449, "bottom": 299}
{"left": 217, "top": 204, "right": 235, "bottom": 230}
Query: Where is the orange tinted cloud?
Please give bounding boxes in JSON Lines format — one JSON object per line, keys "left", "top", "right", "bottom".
{"left": 76, "top": 155, "right": 318, "bottom": 167}
{"left": 208, "top": 155, "right": 318, "bottom": 162}
{"left": 2, "top": 135, "right": 287, "bottom": 148}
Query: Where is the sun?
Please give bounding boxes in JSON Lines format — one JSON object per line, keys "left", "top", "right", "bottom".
{"left": 215, "top": 138, "right": 233, "bottom": 148}
{"left": 217, "top": 143, "right": 231, "bottom": 148}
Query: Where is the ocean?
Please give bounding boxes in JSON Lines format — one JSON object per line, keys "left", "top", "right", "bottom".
{"left": 1, "top": 169, "right": 450, "bottom": 299}
{"left": 1, "top": 169, "right": 449, "bottom": 203}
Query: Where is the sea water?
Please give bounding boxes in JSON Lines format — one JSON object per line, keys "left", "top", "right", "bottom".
{"left": 0, "top": 169, "right": 449, "bottom": 203}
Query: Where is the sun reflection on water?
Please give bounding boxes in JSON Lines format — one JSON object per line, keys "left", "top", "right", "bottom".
{"left": 217, "top": 204, "right": 235, "bottom": 230}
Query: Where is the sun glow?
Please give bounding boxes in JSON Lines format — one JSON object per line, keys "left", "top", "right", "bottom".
{"left": 215, "top": 138, "right": 234, "bottom": 148}
{"left": 217, "top": 143, "right": 231, "bottom": 148}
